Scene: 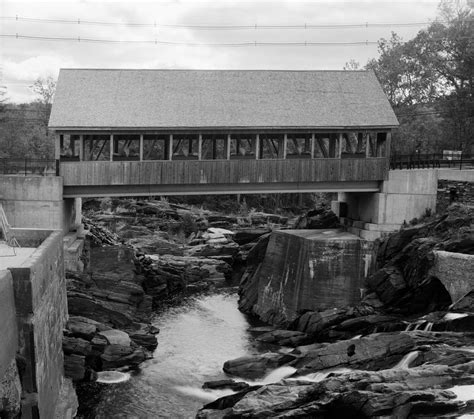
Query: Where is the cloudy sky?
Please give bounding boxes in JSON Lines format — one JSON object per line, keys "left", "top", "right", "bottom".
{"left": 1, "top": 0, "right": 443, "bottom": 103}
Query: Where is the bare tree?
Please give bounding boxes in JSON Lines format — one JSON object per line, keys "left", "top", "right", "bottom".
{"left": 30, "top": 76, "right": 56, "bottom": 134}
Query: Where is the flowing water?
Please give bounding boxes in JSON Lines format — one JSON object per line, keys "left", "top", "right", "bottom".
{"left": 94, "top": 291, "right": 263, "bottom": 419}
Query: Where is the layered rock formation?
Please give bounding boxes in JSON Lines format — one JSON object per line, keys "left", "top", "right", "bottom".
{"left": 199, "top": 204, "right": 474, "bottom": 418}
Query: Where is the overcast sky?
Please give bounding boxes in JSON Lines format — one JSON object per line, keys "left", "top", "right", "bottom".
{"left": 1, "top": 0, "right": 444, "bottom": 103}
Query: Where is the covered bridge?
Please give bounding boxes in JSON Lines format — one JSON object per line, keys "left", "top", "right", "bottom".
{"left": 49, "top": 69, "right": 399, "bottom": 197}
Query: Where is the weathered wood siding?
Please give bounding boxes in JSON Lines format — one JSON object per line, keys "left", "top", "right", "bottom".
{"left": 60, "top": 158, "right": 388, "bottom": 186}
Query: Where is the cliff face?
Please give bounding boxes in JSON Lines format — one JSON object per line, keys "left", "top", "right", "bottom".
{"left": 241, "top": 229, "right": 374, "bottom": 326}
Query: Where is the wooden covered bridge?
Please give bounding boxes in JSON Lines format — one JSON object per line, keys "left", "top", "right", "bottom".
{"left": 49, "top": 69, "right": 399, "bottom": 197}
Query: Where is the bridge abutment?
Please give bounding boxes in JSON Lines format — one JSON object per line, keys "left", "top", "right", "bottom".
{"left": 333, "top": 169, "right": 438, "bottom": 240}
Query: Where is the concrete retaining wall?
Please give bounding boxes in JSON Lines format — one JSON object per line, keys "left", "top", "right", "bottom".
{"left": 0, "top": 175, "right": 77, "bottom": 232}
{"left": 0, "top": 270, "right": 18, "bottom": 377}
{"left": 438, "top": 169, "right": 474, "bottom": 182}
{"left": 9, "top": 231, "right": 70, "bottom": 418}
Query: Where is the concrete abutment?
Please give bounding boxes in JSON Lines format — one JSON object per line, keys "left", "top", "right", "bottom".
{"left": 332, "top": 169, "right": 439, "bottom": 240}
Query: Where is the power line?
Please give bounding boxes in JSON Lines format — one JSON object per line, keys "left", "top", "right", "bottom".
{"left": 2, "top": 32, "right": 473, "bottom": 47}
{"left": 0, "top": 33, "right": 381, "bottom": 46}
{"left": 0, "top": 15, "right": 453, "bottom": 30}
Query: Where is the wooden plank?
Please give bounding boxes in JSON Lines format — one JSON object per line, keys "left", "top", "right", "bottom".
{"left": 60, "top": 157, "right": 389, "bottom": 187}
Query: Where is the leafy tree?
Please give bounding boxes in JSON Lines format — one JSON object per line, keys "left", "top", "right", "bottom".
{"left": 358, "top": 1, "right": 473, "bottom": 154}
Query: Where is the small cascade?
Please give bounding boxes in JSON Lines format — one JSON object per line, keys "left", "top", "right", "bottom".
{"left": 253, "top": 366, "right": 297, "bottom": 385}
{"left": 291, "top": 367, "right": 353, "bottom": 383}
{"left": 174, "top": 386, "right": 235, "bottom": 402}
{"left": 424, "top": 322, "right": 434, "bottom": 332}
{"left": 393, "top": 351, "right": 419, "bottom": 369}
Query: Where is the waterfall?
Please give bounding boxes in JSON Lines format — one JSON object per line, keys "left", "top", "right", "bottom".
{"left": 424, "top": 322, "right": 434, "bottom": 332}
{"left": 393, "top": 351, "right": 419, "bottom": 369}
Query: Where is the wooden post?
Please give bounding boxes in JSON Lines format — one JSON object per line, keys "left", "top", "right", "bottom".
{"left": 338, "top": 133, "right": 343, "bottom": 158}
{"left": 282, "top": 134, "right": 288, "bottom": 159}
{"left": 79, "top": 134, "right": 84, "bottom": 161}
{"left": 311, "top": 133, "right": 315, "bottom": 159}
{"left": 212, "top": 137, "right": 217, "bottom": 160}
{"left": 255, "top": 134, "right": 260, "bottom": 160}
{"left": 54, "top": 133, "right": 61, "bottom": 160}
{"left": 366, "top": 132, "right": 371, "bottom": 158}
{"left": 198, "top": 134, "right": 202, "bottom": 160}
{"left": 168, "top": 134, "right": 173, "bottom": 160}
{"left": 139, "top": 134, "right": 144, "bottom": 161}
{"left": 110, "top": 134, "right": 114, "bottom": 161}
{"left": 226, "top": 134, "right": 231, "bottom": 160}
{"left": 386, "top": 131, "right": 391, "bottom": 159}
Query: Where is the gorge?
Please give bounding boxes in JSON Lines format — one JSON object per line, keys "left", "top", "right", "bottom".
{"left": 64, "top": 194, "right": 473, "bottom": 418}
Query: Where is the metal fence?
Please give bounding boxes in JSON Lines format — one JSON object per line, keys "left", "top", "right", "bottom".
{"left": 0, "top": 159, "right": 58, "bottom": 176}
{"left": 390, "top": 153, "right": 474, "bottom": 170}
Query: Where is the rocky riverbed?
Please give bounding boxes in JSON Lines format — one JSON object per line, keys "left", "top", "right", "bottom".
{"left": 197, "top": 204, "right": 474, "bottom": 418}
{"left": 63, "top": 198, "right": 291, "bottom": 416}
{"left": 64, "top": 198, "right": 473, "bottom": 418}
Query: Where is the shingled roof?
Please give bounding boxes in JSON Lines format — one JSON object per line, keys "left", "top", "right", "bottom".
{"left": 49, "top": 69, "right": 399, "bottom": 130}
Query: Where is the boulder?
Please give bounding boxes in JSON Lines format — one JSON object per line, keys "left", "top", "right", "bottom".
{"left": 256, "top": 330, "right": 311, "bottom": 347}
{"left": 294, "top": 207, "right": 339, "bottom": 229}
{"left": 202, "top": 379, "right": 249, "bottom": 391}
{"left": 293, "top": 332, "right": 415, "bottom": 374}
{"left": 223, "top": 353, "right": 297, "bottom": 380}
{"left": 98, "top": 329, "right": 131, "bottom": 346}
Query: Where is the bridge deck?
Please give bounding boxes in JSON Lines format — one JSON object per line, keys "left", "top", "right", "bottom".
{"left": 61, "top": 157, "right": 388, "bottom": 197}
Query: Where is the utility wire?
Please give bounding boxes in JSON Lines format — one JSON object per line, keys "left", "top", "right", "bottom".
{"left": 0, "top": 33, "right": 382, "bottom": 46}
{"left": 0, "top": 15, "right": 455, "bottom": 30}
{"left": 2, "top": 32, "right": 473, "bottom": 47}
{"left": 3, "top": 32, "right": 473, "bottom": 47}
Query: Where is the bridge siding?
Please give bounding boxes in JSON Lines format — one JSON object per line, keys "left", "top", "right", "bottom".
{"left": 60, "top": 158, "right": 388, "bottom": 186}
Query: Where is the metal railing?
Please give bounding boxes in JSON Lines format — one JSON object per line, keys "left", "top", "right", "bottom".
{"left": 390, "top": 153, "right": 473, "bottom": 170}
{"left": 0, "top": 159, "right": 58, "bottom": 176}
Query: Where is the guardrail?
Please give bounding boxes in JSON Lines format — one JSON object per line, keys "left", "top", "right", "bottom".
{"left": 390, "top": 154, "right": 473, "bottom": 170}
{"left": 0, "top": 159, "right": 58, "bottom": 176}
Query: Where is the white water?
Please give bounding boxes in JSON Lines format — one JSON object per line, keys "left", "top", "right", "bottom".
{"left": 443, "top": 312, "right": 469, "bottom": 321}
{"left": 290, "top": 367, "right": 353, "bottom": 383}
{"left": 449, "top": 385, "right": 474, "bottom": 402}
{"left": 94, "top": 293, "right": 267, "bottom": 418}
{"left": 424, "top": 322, "right": 434, "bottom": 331}
{"left": 393, "top": 351, "right": 419, "bottom": 369}
{"left": 96, "top": 371, "right": 131, "bottom": 384}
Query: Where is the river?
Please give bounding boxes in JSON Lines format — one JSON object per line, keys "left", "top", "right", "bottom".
{"left": 94, "top": 291, "right": 261, "bottom": 418}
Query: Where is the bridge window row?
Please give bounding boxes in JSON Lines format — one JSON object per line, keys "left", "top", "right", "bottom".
{"left": 59, "top": 132, "right": 389, "bottom": 161}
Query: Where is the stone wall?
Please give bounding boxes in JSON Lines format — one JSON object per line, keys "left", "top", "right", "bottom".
{"left": 0, "top": 270, "right": 21, "bottom": 418}
{"left": 437, "top": 180, "right": 474, "bottom": 213}
{"left": 252, "top": 229, "right": 374, "bottom": 326}
{"left": 8, "top": 231, "right": 74, "bottom": 418}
